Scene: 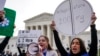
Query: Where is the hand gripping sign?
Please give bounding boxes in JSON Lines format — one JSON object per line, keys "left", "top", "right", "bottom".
{"left": 54, "top": 0, "right": 93, "bottom": 36}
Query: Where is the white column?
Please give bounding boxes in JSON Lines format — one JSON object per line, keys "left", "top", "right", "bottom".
{"left": 47, "top": 25, "right": 52, "bottom": 46}
{"left": 41, "top": 25, "right": 44, "bottom": 35}
{"left": 47, "top": 25, "right": 51, "bottom": 38}
{"left": 36, "top": 25, "right": 38, "bottom": 30}
{"left": 30, "top": 26, "right": 32, "bottom": 30}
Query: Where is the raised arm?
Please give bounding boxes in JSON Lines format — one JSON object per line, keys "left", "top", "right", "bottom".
{"left": 0, "top": 36, "right": 11, "bottom": 53}
{"left": 51, "top": 21, "right": 68, "bottom": 56}
{"left": 89, "top": 13, "right": 97, "bottom": 56}
{"left": 17, "top": 47, "right": 23, "bottom": 56}
{"left": 53, "top": 30, "right": 68, "bottom": 56}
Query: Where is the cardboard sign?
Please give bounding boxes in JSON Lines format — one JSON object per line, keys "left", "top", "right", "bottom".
{"left": 0, "top": 8, "right": 16, "bottom": 36}
{"left": 17, "top": 30, "right": 42, "bottom": 47}
{"left": 54, "top": 0, "right": 93, "bottom": 36}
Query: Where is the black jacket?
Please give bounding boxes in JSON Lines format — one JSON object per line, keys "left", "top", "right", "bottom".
{"left": 0, "top": 36, "right": 11, "bottom": 53}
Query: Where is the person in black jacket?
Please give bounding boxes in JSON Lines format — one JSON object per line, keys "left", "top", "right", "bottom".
{"left": 51, "top": 12, "right": 97, "bottom": 56}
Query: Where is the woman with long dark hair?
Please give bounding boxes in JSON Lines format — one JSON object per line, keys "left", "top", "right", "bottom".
{"left": 51, "top": 13, "right": 97, "bottom": 56}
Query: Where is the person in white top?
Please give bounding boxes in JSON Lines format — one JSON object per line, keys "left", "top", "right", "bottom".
{"left": 38, "top": 35, "right": 58, "bottom": 56}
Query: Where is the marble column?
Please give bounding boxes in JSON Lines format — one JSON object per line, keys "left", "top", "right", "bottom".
{"left": 41, "top": 25, "right": 45, "bottom": 35}
{"left": 36, "top": 25, "right": 38, "bottom": 30}
{"left": 47, "top": 25, "right": 53, "bottom": 46}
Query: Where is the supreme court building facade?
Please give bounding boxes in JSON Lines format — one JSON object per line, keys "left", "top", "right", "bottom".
{"left": 1, "top": 12, "right": 100, "bottom": 55}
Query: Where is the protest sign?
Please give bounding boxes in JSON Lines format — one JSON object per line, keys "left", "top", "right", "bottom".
{"left": 54, "top": 0, "right": 93, "bottom": 36}
{"left": 0, "top": 0, "right": 6, "bottom": 10}
{"left": 0, "top": 8, "right": 16, "bottom": 36}
{"left": 17, "top": 30, "right": 42, "bottom": 47}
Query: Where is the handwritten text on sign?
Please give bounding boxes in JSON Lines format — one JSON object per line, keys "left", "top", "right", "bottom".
{"left": 54, "top": 0, "right": 93, "bottom": 36}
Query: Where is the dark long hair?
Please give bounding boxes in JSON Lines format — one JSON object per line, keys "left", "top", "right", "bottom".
{"left": 38, "top": 35, "right": 53, "bottom": 50}
{"left": 70, "top": 38, "right": 87, "bottom": 55}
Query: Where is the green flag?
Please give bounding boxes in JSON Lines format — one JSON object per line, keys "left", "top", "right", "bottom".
{"left": 0, "top": 8, "right": 16, "bottom": 37}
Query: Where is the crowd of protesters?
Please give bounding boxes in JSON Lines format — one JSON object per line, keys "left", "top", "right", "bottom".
{"left": 0, "top": 9, "right": 98, "bottom": 56}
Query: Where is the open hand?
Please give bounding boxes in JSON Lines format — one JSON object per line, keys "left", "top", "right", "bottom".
{"left": 91, "top": 12, "right": 97, "bottom": 25}
{"left": 50, "top": 21, "right": 56, "bottom": 30}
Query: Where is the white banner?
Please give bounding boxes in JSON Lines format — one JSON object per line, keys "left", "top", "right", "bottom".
{"left": 17, "top": 30, "right": 42, "bottom": 47}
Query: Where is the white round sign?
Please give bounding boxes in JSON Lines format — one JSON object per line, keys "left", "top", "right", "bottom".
{"left": 54, "top": 0, "right": 93, "bottom": 36}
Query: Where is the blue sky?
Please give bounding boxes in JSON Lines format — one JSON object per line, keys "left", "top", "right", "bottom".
{"left": 4, "top": 0, "right": 100, "bottom": 36}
